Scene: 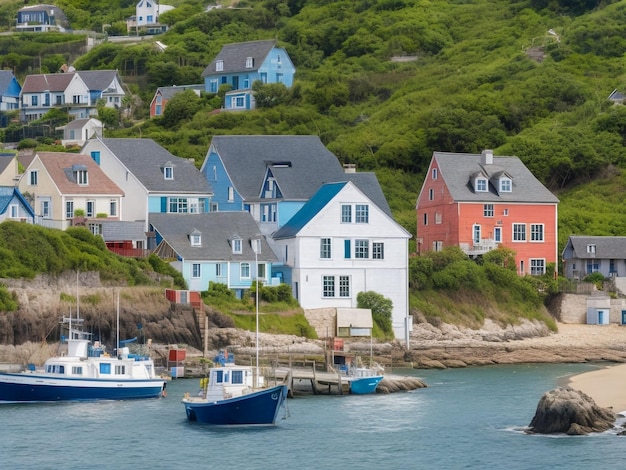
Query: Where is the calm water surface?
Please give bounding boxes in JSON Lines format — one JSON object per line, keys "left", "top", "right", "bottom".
{"left": 2, "top": 363, "right": 626, "bottom": 469}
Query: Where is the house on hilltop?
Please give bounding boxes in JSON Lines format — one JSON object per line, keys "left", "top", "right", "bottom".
{"left": 416, "top": 149, "right": 559, "bottom": 276}
{"left": 16, "top": 4, "right": 69, "bottom": 32}
{"left": 201, "top": 40, "right": 295, "bottom": 110}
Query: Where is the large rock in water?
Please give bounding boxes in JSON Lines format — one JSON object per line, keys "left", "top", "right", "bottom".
{"left": 527, "top": 387, "right": 616, "bottom": 435}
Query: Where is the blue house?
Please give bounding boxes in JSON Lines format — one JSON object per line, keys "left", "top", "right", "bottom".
{"left": 16, "top": 4, "right": 69, "bottom": 32}
{"left": 0, "top": 186, "right": 35, "bottom": 223}
{"left": 0, "top": 71, "right": 21, "bottom": 113}
{"left": 149, "top": 212, "right": 278, "bottom": 295}
{"left": 201, "top": 40, "right": 295, "bottom": 110}
{"left": 200, "top": 135, "right": 348, "bottom": 234}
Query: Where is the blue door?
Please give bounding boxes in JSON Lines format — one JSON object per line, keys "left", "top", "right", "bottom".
{"left": 622, "top": 310, "right": 626, "bottom": 324}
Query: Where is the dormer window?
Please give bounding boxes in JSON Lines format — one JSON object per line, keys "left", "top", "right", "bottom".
{"left": 232, "top": 238, "right": 242, "bottom": 254}
{"left": 161, "top": 162, "right": 175, "bottom": 180}
{"left": 475, "top": 178, "right": 488, "bottom": 192}
{"left": 189, "top": 229, "right": 201, "bottom": 247}
{"left": 216, "top": 60, "right": 223, "bottom": 72}
{"left": 499, "top": 177, "right": 512, "bottom": 192}
{"left": 72, "top": 164, "right": 88, "bottom": 186}
{"left": 245, "top": 57, "right": 253, "bottom": 68}
{"left": 587, "top": 244, "right": 596, "bottom": 254}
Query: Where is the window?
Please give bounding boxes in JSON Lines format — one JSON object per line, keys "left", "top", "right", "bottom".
{"left": 423, "top": 213, "right": 428, "bottom": 226}
{"left": 530, "top": 224, "right": 544, "bottom": 242}
{"left": 89, "top": 224, "right": 102, "bottom": 236}
{"left": 513, "top": 223, "right": 526, "bottom": 241}
{"left": 245, "top": 57, "right": 253, "bottom": 68}
{"left": 257, "top": 263, "right": 266, "bottom": 280}
{"left": 341, "top": 205, "right": 352, "bottom": 223}
{"left": 320, "top": 238, "right": 331, "bottom": 259}
{"left": 530, "top": 259, "right": 545, "bottom": 275}
{"left": 373, "top": 242, "right": 384, "bottom": 259}
{"left": 169, "top": 197, "right": 188, "bottom": 213}
{"left": 475, "top": 178, "right": 487, "bottom": 192}
{"left": 90, "top": 151, "right": 100, "bottom": 165}
{"left": 190, "top": 233, "right": 201, "bottom": 246}
{"left": 494, "top": 227, "right": 502, "bottom": 243}
{"left": 339, "top": 276, "right": 350, "bottom": 297}
{"left": 500, "top": 178, "right": 512, "bottom": 192}
{"left": 115, "top": 365, "right": 126, "bottom": 375}
{"left": 41, "top": 200, "right": 50, "bottom": 218}
{"left": 86, "top": 200, "right": 94, "bottom": 218}
{"left": 72, "top": 366, "right": 82, "bottom": 375}
{"left": 232, "top": 370, "right": 243, "bottom": 384}
{"left": 473, "top": 224, "right": 481, "bottom": 244}
{"left": 586, "top": 261, "right": 599, "bottom": 273}
{"left": 66, "top": 201, "right": 74, "bottom": 219}
{"left": 587, "top": 244, "right": 596, "bottom": 254}
{"left": 216, "top": 60, "right": 223, "bottom": 71}
{"left": 429, "top": 188, "right": 434, "bottom": 200}
{"left": 355, "top": 240, "right": 369, "bottom": 259}
{"left": 355, "top": 204, "right": 369, "bottom": 223}
{"left": 228, "top": 187, "right": 234, "bottom": 202}
{"left": 110, "top": 200, "right": 117, "bottom": 217}
{"left": 261, "top": 203, "right": 277, "bottom": 223}
{"left": 435, "top": 212, "right": 442, "bottom": 224}
{"left": 211, "top": 203, "right": 218, "bottom": 212}
{"left": 192, "top": 263, "right": 201, "bottom": 278}
{"left": 432, "top": 168, "right": 437, "bottom": 179}
{"left": 216, "top": 264, "right": 222, "bottom": 277}
{"left": 323, "top": 275, "right": 335, "bottom": 297}
{"left": 232, "top": 96, "right": 245, "bottom": 108}
{"left": 233, "top": 239, "right": 242, "bottom": 254}
{"left": 9, "top": 205, "right": 18, "bottom": 218}
{"left": 100, "top": 363, "right": 111, "bottom": 375}
{"left": 31, "top": 96, "right": 38, "bottom": 106}
{"left": 240, "top": 262, "right": 250, "bottom": 279}
{"left": 72, "top": 95, "right": 81, "bottom": 104}
{"left": 56, "top": 95, "right": 63, "bottom": 105}
{"left": 77, "top": 169, "right": 88, "bottom": 185}
{"left": 209, "top": 80, "right": 218, "bottom": 93}
{"left": 433, "top": 240, "right": 443, "bottom": 252}
{"left": 164, "top": 166, "right": 173, "bottom": 180}
{"left": 29, "top": 170, "right": 38, "bottom": 186}
{"left": 503, "top": 209, "right": 509, "bottom": 216}
{"left": 483, "top": 204, "right": 494, "bottom": 217}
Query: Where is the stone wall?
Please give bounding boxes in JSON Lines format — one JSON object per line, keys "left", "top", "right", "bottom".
{"left": 555, "top": 293, "right": 587, "bottom": 324}
{"left": 303, "top": 308, "right": 336, "bottom": 338}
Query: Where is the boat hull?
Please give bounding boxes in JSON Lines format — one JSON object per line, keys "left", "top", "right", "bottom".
{"left": 0, "top": 373, "right": 166, "bottom": 403}
{"left": 349, "top": 375, "right": 383, "bottom": 394}
{"left": 183, "top": 384, "right": 288, "bottom": 426}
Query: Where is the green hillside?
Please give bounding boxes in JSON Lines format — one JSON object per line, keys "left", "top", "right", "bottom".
{"left": 2, "top": 0, "right": 626, "bottom": 263}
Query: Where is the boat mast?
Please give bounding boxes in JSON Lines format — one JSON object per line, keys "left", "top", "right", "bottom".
{"left": 116, "top": 290, "right": 120, "bottom": 356}
{"left": 252, "top": 236, "right": 262, "bottom": 385}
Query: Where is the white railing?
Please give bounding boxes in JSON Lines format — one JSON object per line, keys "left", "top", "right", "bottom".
{"left": 459, "top": 239, "right": 499, "bottom": 256}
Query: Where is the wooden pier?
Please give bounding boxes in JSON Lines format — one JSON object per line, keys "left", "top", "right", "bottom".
{"left": 274, "top": 366, "right": 350, "bottom": 397}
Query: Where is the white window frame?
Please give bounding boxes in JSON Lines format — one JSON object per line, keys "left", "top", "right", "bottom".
{"left": 216, "top": 264, "right": 222, "bottom": 277}
{"left": 66, "top": 201, "right": 74, "bottom": 219}
{"left": 320, "top": 238, "right": 331, "bottom": 259}
{"left": 322, "top": 275, "right": 335, "bottom": 297}
{"left": 432, "top": 168, "right": 437, "bottom": 180}
{"left": 355, "top": 204, "right": 369, "bottom": 223}
{"left": 245, "top": 57, "right": 253, "bottom": 68}
{"left": 494, "top": 227, "right": 502, "bottom": 243}
{"left": 216, "top": 60, "right": 223, "bottom": 71}
{"left": 110, "top": 200, "right": 117, "bottom": 217}
{"left": 475, "top": 178, "right": 488, "bottom": 192}
{"left": 483, "top": 204, "right": 494, "bottom": 217}
{"left": 341, "top": 205, "right": 351, "bottom": 223}
{"left": 190, "top": 234, "right": 201, "bottom": 246}
{"left": 355, "top": 239, "right": 369, "bottom": 259}
{"left": 587, "top": 244, "right": 596, "bottom": 254}
{"left": 530, "top": 259, "right": 545, "bottom": 275}
{"left": 500, "top": 178, "right": 512, "bottom": 192}
{"left": 530, "top": 224, "right": 544, "bottom": 242}
{"left": 240, "top": 262, "right": 250, "bottom": 279}
{"left": 192, "top": 263, "right": 201, "bottom": 278}
{"left": 233, "top": 239, "right": 242, "bottom": 254}
{"left": 373, "top": 242, "right": 384, "bottom": 260}
{"left": 164, "top": 166, "right": 173, "bottom": 180}
{"left": 29, "top": 170, "right": 38, "bottom": 185}
{"left": 473, "top": 224, "right": 481, "bottom": 245}
{"left": 513, "top": 223, "right": 526, "bottom": 242}
{"left": 429, "top": 188, "right": 434, "bottom": 200}
{"left": 77, "top": 169, "right": 88, "bottom": 185}
{"left": 338, "top": 275, "right": 350, "bottom": 297}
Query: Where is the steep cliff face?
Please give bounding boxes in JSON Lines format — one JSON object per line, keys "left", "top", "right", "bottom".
{"left": 0, "top": 273, "right": 201, "bottom": 349}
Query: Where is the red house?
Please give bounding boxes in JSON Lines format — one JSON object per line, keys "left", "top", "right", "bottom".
{"left": 416, "top": 150, "right": 559, "bottom": 276}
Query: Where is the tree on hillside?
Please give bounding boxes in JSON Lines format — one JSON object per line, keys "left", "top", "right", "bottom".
{"left": 161, "top": 89, "right": 202, "bottom": 128}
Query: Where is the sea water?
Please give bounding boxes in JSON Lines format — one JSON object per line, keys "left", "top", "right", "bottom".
{"left": 2, "top": 363, "right": 626, "bottom": 470}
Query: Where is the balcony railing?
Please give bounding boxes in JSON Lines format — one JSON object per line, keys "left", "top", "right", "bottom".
{"left": 459, "top": 239, "right": 499, "bottom": 256}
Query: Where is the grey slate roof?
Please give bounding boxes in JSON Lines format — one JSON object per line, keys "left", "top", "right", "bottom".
{"left": 342, "top": 172, "right": 392, "bottom": 217}
{"left": 208, "top": 135, "right": 346, "bottom": 201}
{"left": 0, "top": 71, "right": 17, "bottom": 94}
{"left": 157, "top": 85, "right": 203, "bottom": 100}
{"left": 98, "top": 138, "right": 213, "bottom": 194}
{"left": 77, "top": 70, "right": 119, "bottom": 92}
{"left": 564, "top": 235, "right": 626, "bottom": 260}
{"left": 434, "top": 152, "right": 559, "bottom": 203}
{"left": 201, "top": 40, "right": 276, "bottom": 77}
{"left": 149, "top": 212, "right": 278, "bottom": 262}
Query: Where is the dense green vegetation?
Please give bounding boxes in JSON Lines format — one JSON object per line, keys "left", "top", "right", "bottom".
{"left": 0, "top": 221, "right": 186, "bottom": 288}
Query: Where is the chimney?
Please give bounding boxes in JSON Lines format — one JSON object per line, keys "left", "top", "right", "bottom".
{"left": 481, "top": 149, "right": 493, "bottom": 165}
{"left": 343, "top": 164, "right": 357, "bottom": 173}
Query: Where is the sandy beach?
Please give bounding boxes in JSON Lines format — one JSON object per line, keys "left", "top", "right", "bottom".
{"left": 567, "top": 363, "right": 626, "bottom": 413}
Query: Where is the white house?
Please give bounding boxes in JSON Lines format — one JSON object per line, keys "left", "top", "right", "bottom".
{"left": 59, "top": 118, "right": 103, "bottom": 147}
{"left": 272, "top": 181, "right": 412, "bottom": 343}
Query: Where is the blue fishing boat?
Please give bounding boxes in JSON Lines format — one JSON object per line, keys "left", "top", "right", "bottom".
{"left": 0, "top": 316, "right": 167, "bottom": 403}
{"left": 345, "top": 367, "right": 384, "bottom": 394}
{"left": 182, "top": 350, "right": 288, "bottom": 426}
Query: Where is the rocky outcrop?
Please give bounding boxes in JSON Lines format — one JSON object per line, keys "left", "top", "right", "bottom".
{"left": 527, "top": 387, "right": 616, "bottom": 435}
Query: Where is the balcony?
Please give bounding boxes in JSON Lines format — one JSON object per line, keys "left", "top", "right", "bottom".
{"left": 459, "top": 239, "right": 499, "bottom": 257}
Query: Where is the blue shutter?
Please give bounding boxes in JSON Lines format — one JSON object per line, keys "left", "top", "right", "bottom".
{"left": 344, "top": 240, "right": 351, "bottom": 259}
{"left": 161, "top": 197, "right": 167, "bottom": 212}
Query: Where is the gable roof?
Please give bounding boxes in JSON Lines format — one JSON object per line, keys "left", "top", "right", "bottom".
{"left": 206, "top": 135, "right": 345, "bottom": 200}
{"left": 432, "top": 151, "right": 559, "bottom": 203}
{"left": 21, "top": 73, "right": 74, "bottom": 93}
{"left": 201, "top": 40, "right": 277, "bottom": 77}
{"left": 34, "top": 152, "right": 123, "bottom": 195}
{"left": 0, "top": 71, "right": 19, "bottom": 94}
{"left": 0, "top": 155, "right": 15, "bottom": 174}
{"left": 564, "top": 235, "right": 626, "bottom": 260}
{"left": 96, "top": 138, "right": 213, "bottom": 194}
{"left": 77, "top": 70, "right": 119, "bottom": 92}
{"left": 155, "top": 85, "right": 203, "bottom": 100}
{"left": 63, "top": 118, "right": 102, "bottom": 131}
{"left": 342, "top": 172, "right": 392, "bottom": 217}
{"left": 149, "top": 212, "right": 278, "bottom": 262}
{"left": 0, "top": 186, "right": 34, "bottom": 217}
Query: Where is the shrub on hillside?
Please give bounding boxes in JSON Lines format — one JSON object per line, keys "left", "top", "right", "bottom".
{"left": 357, "top": 290, "right": 393, "bottom": 337}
